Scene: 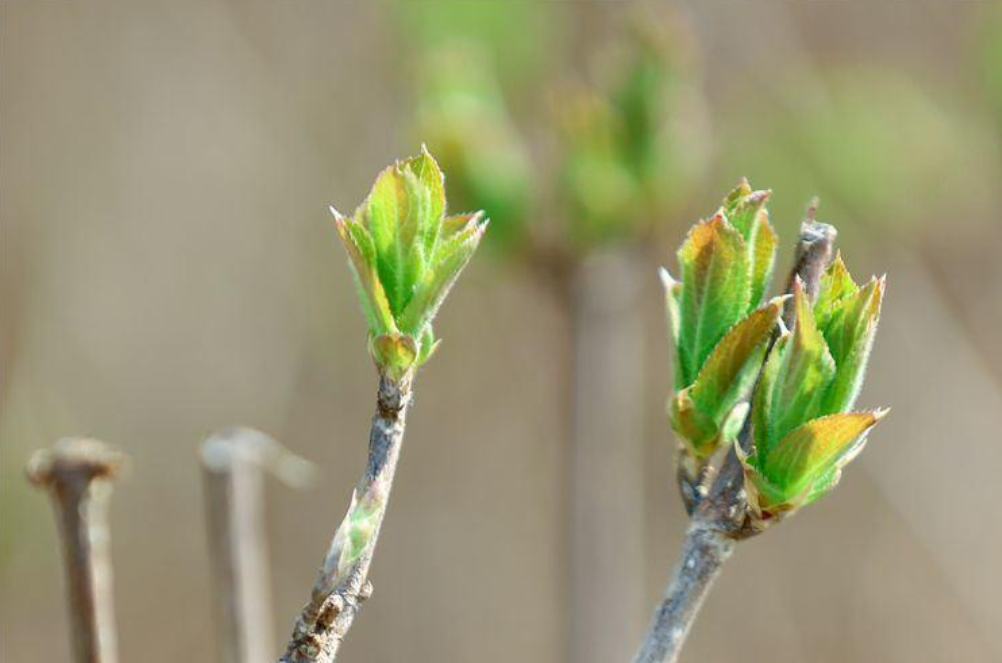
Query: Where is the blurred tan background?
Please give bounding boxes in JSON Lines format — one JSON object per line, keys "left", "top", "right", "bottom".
{"left": 2, "top": 2, "right": 1001, "bottom": 662}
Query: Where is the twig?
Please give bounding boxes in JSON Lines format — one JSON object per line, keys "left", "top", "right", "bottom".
{"left": 26, "top": 438, "right": 127, "bottom": 663}
{"left": 202, "top": 427, "right": 316, "bottom": 663}
{"left": 630, "top": 522, "right": 734, "bottom": 663}
{"left": 633, "top": 219, "right": 837, "bottom": 663}
{"left": 278, "top": 374, "right": 412, "bottom": 663}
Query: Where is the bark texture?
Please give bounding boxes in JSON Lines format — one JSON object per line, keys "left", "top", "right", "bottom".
{"left": 278, "top": 374, "right": 411, "bottom": 663}
{"left": 631, "top": 524, "right": 734, "bottom": 663}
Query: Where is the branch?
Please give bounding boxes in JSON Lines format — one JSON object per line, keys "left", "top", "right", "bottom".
{"left": 26, "top": 438, "right": 126, "bottom": 663}
{"left": 633, "top": 218, "right": 838, "bottom": 663}
{"left": 279, "top": 374, "right": 412, "bottom": 663}
{"left": 202, "top": 427, "right": 316, "bottom": 663}
{"left": 568, "top": 248, "right": 648, "bottom": 663}
{"left": 783, "top": 212, "right": 837, "bottom": 325}
{"left": 630, "top": 523, "right": 734, "bottom": 663}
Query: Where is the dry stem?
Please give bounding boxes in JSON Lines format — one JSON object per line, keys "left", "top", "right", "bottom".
{"left": 202, "top": 427, "right": 316, "bottom": 663}
{"left": 27, "top": 438, "right": 126, "bottom": 663}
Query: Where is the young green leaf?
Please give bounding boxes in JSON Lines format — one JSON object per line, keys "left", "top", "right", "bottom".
{"left": 669, "top": 296, "right": 786, "bottom": 458}
{"left": 676, "top": 214, "right": 751, "bottom": 387}
{"left": 742, "top": 253, "right": 887, "bottom": 521}
{"left": 333, "top": 148, "right": 487, "bottom": 378}
{"left": 664, "top": 181, "right": 780, "bottom": 475}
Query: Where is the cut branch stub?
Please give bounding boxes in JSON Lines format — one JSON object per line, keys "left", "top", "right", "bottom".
{"left": 27, "top": 438, "right": 127, "bottom": 663}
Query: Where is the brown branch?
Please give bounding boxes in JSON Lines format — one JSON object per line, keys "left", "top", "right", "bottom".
{"left": 634, "top": 218, "right": 838, "bottom": 663}
{"left": 202, "top": 427, "right": 316, "bottom": 663}
{"left": 26, "top": 438, "right": 126, "bottom": 663}
{"left": 278, "top": 374, "right": 411, "bottom": 663}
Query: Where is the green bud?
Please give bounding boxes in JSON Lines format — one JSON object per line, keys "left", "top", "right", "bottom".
{"left": 664, "top": 181, "right": 778, "bottom": 466}
{"left": 742, "top": 268, "right": 886, "bottom": 521}
{"left": 414, "top": 43, "right": 532, "bottom": 251}
{"left": 330, "top": 479, "right": 388, "bottom": 578}
{"left": 334, "top": 148, "right": 488, "bottom": 378}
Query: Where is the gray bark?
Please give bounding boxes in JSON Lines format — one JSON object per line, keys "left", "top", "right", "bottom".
{"left": 630, "top": 524, "right": 734, "bottom": 663}
{"left": 26, "top": 438, "right": 126, "bottom": 663}
{"left": 278, "top": 374, "right": 411, "bottom": 663}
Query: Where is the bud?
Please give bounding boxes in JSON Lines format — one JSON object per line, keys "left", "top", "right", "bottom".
{"left": 665, "top": 181, "right": 778, "bottom": 470}
{"left": 334, "top": 148, "right": 487, "bottom": 380}
{"left": 414, "top": 43, "right": 532, "bottom": 251}
{"left": 741, "top": 267, "right": 886, "bottom": 522}
{"left": 327, "top": 479, "right": 389, "bottom": 579}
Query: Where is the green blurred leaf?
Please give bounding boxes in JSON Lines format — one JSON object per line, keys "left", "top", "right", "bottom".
{"left": 724, "top": 68, "right": 1000, "bottom": 237}
{"left": 394, "top": 0, "right": 557, "bottom": 87}
{"left": 414, "top": 42, "right": 533, "bottom": 251}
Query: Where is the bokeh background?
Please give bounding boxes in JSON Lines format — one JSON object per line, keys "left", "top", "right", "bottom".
{"left": 3, "top": 2, "right": 1001, "bottom": 662}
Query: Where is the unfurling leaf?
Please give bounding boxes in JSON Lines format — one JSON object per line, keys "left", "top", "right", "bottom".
{"left": 334, "top": 148, "right": 488, "bottom": 379}
{"left": 669, "top": 296, "right": 785, "bottom": 458}
{"left": 664, "top": 181, "right": 778, "bottom": 472}
{"left": 742, "top": 410, "right": 886, "bottom": 518}
{"left": 742, "top": 255, "right": 887, "bottom": 521}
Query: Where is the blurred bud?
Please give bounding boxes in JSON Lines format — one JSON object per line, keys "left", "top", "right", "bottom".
{"left": 559, "top": 9, "right": 710, "bottom": 249}
{"left": 608, "top": 10, "right": 709, "bottom": 211}
{"left": 334, "top": 148, "right": 487, "bottom": 380}
{"left": 741, "top": 268, "right": 886, "bottom": 523}
{"left": 558, "top": 87, "right": 640, "bottom": 246}
{"left": 665, "top": 182, "right": 779, "bottom": 474}
{"left": 414, "top": 42, "right": 532, "bottom": 251}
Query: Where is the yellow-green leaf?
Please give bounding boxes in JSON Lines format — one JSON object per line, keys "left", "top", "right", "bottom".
{"left": 820, "top": 276, "right": 885, "bottom": 413}
{"left": 770, "top": 281, "right": 836, "bottom": 443}
{"left": 689, "top": 296, "right": 786, "bottom": 423}
{"left": 762, "top": 410, "right": 886, "bottom": 494}
{"left": 814, "top": 251, "right": 858, "bottom": 329}
{"left": 676, "top": 214, "right": 751, "bottom": 386}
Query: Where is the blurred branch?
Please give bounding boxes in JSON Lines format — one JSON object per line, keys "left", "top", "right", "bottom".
{"left": 26, "top": 438, "right": 126, "bottom": 663}
{"left": 202, "top": 427, "right": 316, "bottom": 663}
{"left": 633, "top": 221, "right": 837, "bottom": 663}
{"left": 278, "top": 375, "right": 411, "bottom": 663}
{"left": 569, "top": 248, "right": 648, "bottom": 663}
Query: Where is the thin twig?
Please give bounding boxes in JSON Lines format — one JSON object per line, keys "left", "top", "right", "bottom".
{"left": 633, "top": 219, "right": 837, "bottom": 663}
{"left": 26, "top": 438, "right": 127, "bottom": 663}
{"left": 630, "top": 522, "right": 734, "bottom": 663}
{"left": 202, "top": 427, "right": 316, "bottom": 663}
{"left": 279, "top": 374, "right": 412, "bottom": 663}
